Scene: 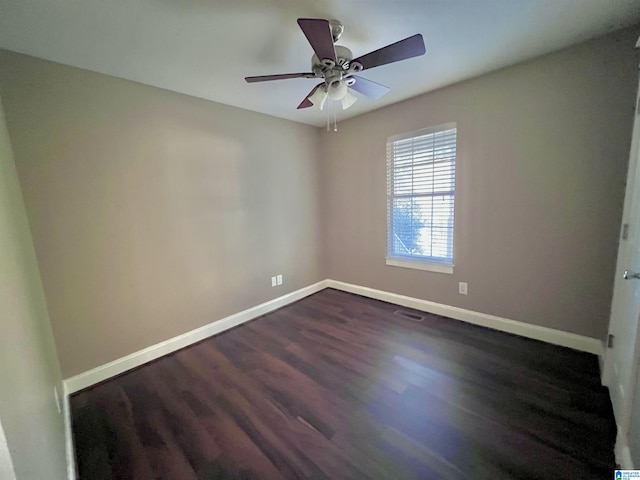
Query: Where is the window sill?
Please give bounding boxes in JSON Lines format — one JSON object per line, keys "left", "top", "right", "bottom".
{"left": 386, "top": 258, "right": 454, "bottom": 274}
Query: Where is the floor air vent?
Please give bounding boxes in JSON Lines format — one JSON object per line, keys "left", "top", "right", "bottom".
{"left": 394, "top": 310, "right": 424, "bottom": 322}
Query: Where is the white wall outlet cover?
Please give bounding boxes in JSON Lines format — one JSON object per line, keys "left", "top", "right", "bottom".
{"left": 459, "top": 282, "right": 468, "bottom": 295}
{"left": 277, "top": 274, "right": 283, "bottom": 285}
{"left": 271, "top": 276, "right": 277, "bottom": 287}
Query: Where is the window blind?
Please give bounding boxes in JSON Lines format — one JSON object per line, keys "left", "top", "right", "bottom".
{"left": 387, "top": 123, "right": 457, "bottom": 265}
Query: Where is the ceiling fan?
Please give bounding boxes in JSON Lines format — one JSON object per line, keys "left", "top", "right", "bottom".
{"left": 245, "top": 18, "right": 426, "bottom": 111}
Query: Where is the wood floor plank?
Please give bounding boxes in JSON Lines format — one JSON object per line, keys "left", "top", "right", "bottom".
{"left": 71, "top": 288, "right": 616, "bottom": 479}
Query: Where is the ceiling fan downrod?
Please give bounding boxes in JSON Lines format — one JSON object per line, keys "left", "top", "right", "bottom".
{"left": 328, "top": 19, "right": 344, "bottom": 43}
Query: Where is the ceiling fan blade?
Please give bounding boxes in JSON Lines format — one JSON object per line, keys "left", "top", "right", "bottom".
{"left": 297, "top": 18, "right": 336, "bottom": 63}
{"left": 352, "top": 34, "right": 425, "bottom": 71}
{"left": 297, "top": 83, "right": 324, "bottom": 109}
{"left": 348, "top": 75, "right": 390, "bottom": 100}
{"left": 245, "top": 73, "right": 314, "bottom": 83}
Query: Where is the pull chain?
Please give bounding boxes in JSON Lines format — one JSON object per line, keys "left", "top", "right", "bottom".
{"left": 326, "top": 103, "right": 330, "bottom": 131}
{"left": 324, "top": 101, "right": 339, "bottom": 132}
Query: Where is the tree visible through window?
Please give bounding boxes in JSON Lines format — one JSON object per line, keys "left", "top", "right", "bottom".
{"left": 387, "top": 123, "right": 457, "bottom": 267}
{"left": 392, "top": 199, "right": 425, "bottom": 254}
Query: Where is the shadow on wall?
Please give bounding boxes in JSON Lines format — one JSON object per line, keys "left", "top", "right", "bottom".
{"left": 116, "top": 124, "right": 252, "bottom": 323}
{"left": 165, "top": 128, "right": 250, "bottom": 300}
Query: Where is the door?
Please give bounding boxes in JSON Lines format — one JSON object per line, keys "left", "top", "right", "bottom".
{"left": 604, "top": 73, "right": 640, "bottom": 461}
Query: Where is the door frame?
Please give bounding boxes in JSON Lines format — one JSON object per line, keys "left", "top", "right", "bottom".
{"left": 603, "top": 37, "right": 640, "bottom": 468}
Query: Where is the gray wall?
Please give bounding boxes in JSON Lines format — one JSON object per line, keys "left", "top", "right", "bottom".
{"left": 0, "top": 95, "right": 67, "bottom": 478}
{"left": 1, "top": 26, "right": 638, "bottom": 384}
{"left": 319, "top": 27, "right": 639, "bottom": 340}
{"left": 0, "top": 50, "right": 322, "bottom": 378}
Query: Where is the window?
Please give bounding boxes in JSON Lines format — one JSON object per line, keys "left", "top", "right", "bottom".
{"left": 386, "top": 123, "right": 457, "bottom": 274}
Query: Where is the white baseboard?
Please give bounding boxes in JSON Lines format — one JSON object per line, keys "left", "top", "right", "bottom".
{"left": 599, "top": 343, "right": 609, "bottom": 386}
{"left": 616, "top": 431, "right": 634, "bottom": 469}
{"left": 62, "top": 383, "right": 75, "bottom": 480}
{"left": 64, "top": 281, "right": 328, "bottom": 394}
{"left": 326, "top": 280, "right": 603, "bottom": 355}
{"left": 64, "top": 277, "right": 603, "bottom": 395}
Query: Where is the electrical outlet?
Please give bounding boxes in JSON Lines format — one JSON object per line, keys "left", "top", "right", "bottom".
{"left": 54, "top": 386, "right": 62, "bottom": 414}
{"left": 276, "top": 274, "right": 283, "bottom": 286}
{"left": 271, "top": 276, "right": 277, "bottom": 287}
{"left": 459, "top": 282, "right": 468, "bottom": 295}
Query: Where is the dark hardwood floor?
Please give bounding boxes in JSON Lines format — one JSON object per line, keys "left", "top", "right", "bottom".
{"left": 71, "top": 288, "right": 616, "bottom": 479}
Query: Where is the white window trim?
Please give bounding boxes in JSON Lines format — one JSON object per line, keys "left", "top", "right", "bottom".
{"left": 386, "top": 257, "right": 454, "bottom": 274}
{"left": 386, "top": 122, "right": 457, "bottom": 273}
{"left": 387, "top": 122, "right": 457, "bottom": 143}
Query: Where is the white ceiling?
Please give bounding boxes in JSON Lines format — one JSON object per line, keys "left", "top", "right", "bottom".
{"left": 1, "top": 0, "right": 639, "bottom": 127}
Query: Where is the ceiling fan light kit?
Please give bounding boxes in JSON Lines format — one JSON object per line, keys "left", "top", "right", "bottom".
{"left": 308, "top": 85, "right": 328, "bottom": 110}
{"left": 244, "top": 18, "right": 426, "bottom": 129}
{"left": 340, "top": 90, "right": 357, "bottom": 110}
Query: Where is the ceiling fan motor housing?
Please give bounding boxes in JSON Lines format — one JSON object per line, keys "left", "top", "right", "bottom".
{"left": 311, "top": 46, "right": 362, "bottom": 86}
